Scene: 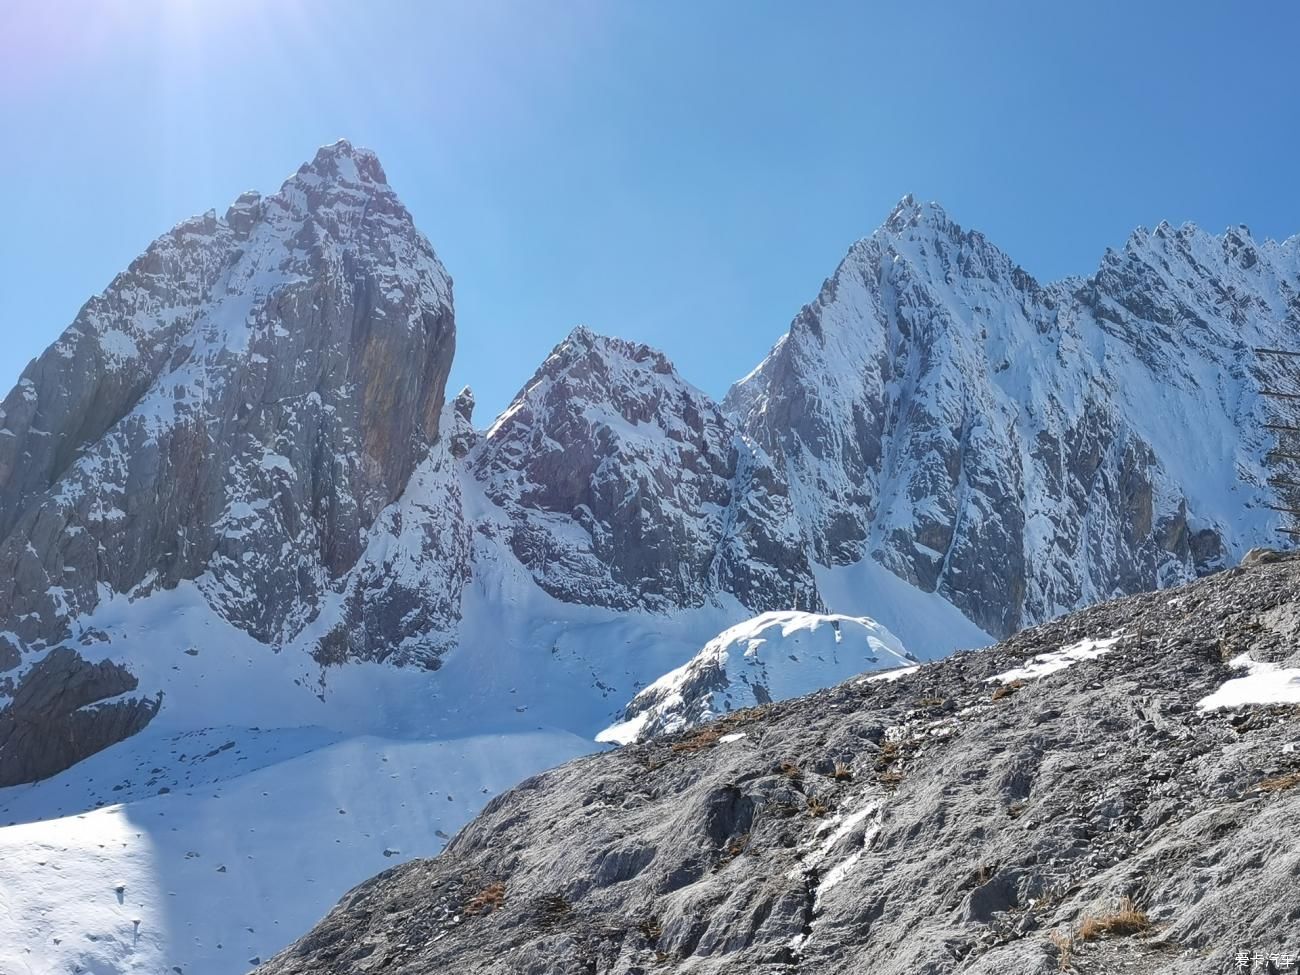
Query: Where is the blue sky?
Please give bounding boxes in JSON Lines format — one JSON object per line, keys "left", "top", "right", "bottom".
{"left": 2, "top": 1, "right": 1298, "bottom": 420}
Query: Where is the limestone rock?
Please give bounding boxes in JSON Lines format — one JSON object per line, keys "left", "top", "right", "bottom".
{"left": 258, "top": 557, "right": 1300, "bottom": 975}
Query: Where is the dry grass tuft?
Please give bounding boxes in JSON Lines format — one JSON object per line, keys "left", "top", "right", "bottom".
{"left": 719, "top": 832, "right": 751, "bottom": 864}
{"left": 991, "top": 679, "right": 1027, "bottom": 702}
{"left": 1048, "top": 929, "right": 1073, "bottom": 970}
{"left": 778, "top": 761, "right": 804, "bottom": 780}
{"left": 464, "top": 881, "right": 507, "bottom": 916}
{"left": 1258, "top": 770, "right": 1300, "bottom": 793}
{"left": 832, "top": 761, "right": 854, "bottom": 781}
{"left": 805, "top": 795, "right": 830, "bottom": 818}
{"left": 671, "top": 726, "right": 722, "bottom": 754}
{"left": 1076, "top": 897, "right": 1150, "bottom": 940}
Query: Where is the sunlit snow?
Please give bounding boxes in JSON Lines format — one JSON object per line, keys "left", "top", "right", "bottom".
{"left": 1198, "top": 653, "right": 1300, "bottom": 710}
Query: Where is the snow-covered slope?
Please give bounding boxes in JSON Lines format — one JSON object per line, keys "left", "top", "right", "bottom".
{"left": 727, "top": 195, "right": 1298, "bottom": 636}
{"left": 598, "top": 610, "right": 916, "bottom": 744}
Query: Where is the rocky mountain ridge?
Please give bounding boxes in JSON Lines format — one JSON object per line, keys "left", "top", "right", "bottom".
{"left": 0, "top": 145, "right": 1295, "bottom": 792}
{"left": 470, "top": 327, "right": 821, "bottom": 616}
{"left": 727, "top": 195, "right": 1297, "bottom": 636}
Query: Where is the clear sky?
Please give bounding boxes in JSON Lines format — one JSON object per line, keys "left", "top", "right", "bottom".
{"left": 2, "top": 1, "right": 1298, "bottom": 421}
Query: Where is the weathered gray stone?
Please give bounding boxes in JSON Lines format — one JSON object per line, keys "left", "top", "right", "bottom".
{"left": 0, "top": 647, "right": 160, "bottom": 786}
{"left": 471, "top": 327, "right": 822, "bottom": 615}
{"left": 260, "top": 558, "right": 1300, "bottom": 975}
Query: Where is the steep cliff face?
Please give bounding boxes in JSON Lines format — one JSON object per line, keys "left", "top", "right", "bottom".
{"left": 0, "top": 141, "right": 466, "bottom": 777}
{"left": 727, "top": 196, "right": 1298, "bottom": 636}
{"left": 470, "top": 327, "right": 822, "bottom": 615}
{"left": 0, "top": 140, "right": 459, "bottom": 653}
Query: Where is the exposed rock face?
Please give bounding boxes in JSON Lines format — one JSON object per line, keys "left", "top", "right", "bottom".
{"left": 0, "top": 142, "right": 468, "bottom": 779}
{"left": 471, "top": 327, "right": 822, "bottom": 614}
{"left": 726, "top": 196, "right": 1299, "bottom": 636}
{"left": 0, "top": 648, "right": 160, "bottom": 787}
{"left": 447, "top": 386, "right": 480, "bottom": 459}
{"left": 259, "top": 556, "right": 1300, "bottom": 975}
{"left": 0, "top": 140, "right": 459, "bottom": 655}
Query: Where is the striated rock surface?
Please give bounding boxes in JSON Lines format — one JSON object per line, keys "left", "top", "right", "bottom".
{"left": 727, "top": 196, "right": 1300, "bottom": 636}
{"left": 0, "top": 647, "right": 160, "bottom": 787}
{"left": 260, "top": 555, "right": 1300, "bottom": 975}
{"left": 0, "top": 140, "right": 460, "bottom": 656}
{"left": 470, "top": 327, "right": 822, "bottom": 615}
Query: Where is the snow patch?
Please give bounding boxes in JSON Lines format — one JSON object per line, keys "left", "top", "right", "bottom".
{"left": 1198, "top": 653, "right": 1300, "bottom": 710}
{"left": 987, "top": 635, "right": 1126, "bottom": 684}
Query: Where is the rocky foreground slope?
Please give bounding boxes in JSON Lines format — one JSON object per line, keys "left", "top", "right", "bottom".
{"left": 262, "top": 553, "right": 1300, "bottom": 975}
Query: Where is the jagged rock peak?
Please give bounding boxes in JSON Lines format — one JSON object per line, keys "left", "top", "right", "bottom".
{"left": 473, "top": 324, "right": 822, "bottom": 616}
{"left": 0, "top": 138, "right": 461, "bottom": 686}
{"left": 297, "top": 138, "right": 389, "bottom": 186}
{"left": 452, "top": 385, "right": 476, "bottom": 423}
{"left": 882, "top": 192, "right": 949, "bottom": 233}
{"left": 543, "top": 325, "right": 678, "bottom": 379}
{"left": 448, "top": 386, "right": 478, "bottom": 459}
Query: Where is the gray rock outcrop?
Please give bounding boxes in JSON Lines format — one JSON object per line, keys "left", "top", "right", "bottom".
{"left": 470, "top": 327, "right": 822, "bottom": 614}
{"left": 259, "top": 554, "right": 1300, "bottom": 975}
{"left": 0, "top": 647, "right": 160, "bottom": 787}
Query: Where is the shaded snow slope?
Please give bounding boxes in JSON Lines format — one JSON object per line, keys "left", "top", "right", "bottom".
{"left": 0, "top": 730, "right": 589, "bottom": 975}
{"left": 813, "top": 556, "right": 992, "bottom": 658}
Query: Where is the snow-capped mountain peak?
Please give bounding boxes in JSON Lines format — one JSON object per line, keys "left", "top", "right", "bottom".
{"left": 296, "top": 137, "right": 390, "bottom": 186}
{"left": 0, "top": 141, "right": 464, "bottom": 776}
{"left": 728, "top": 197, "right": 1296, "bottom": 638}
